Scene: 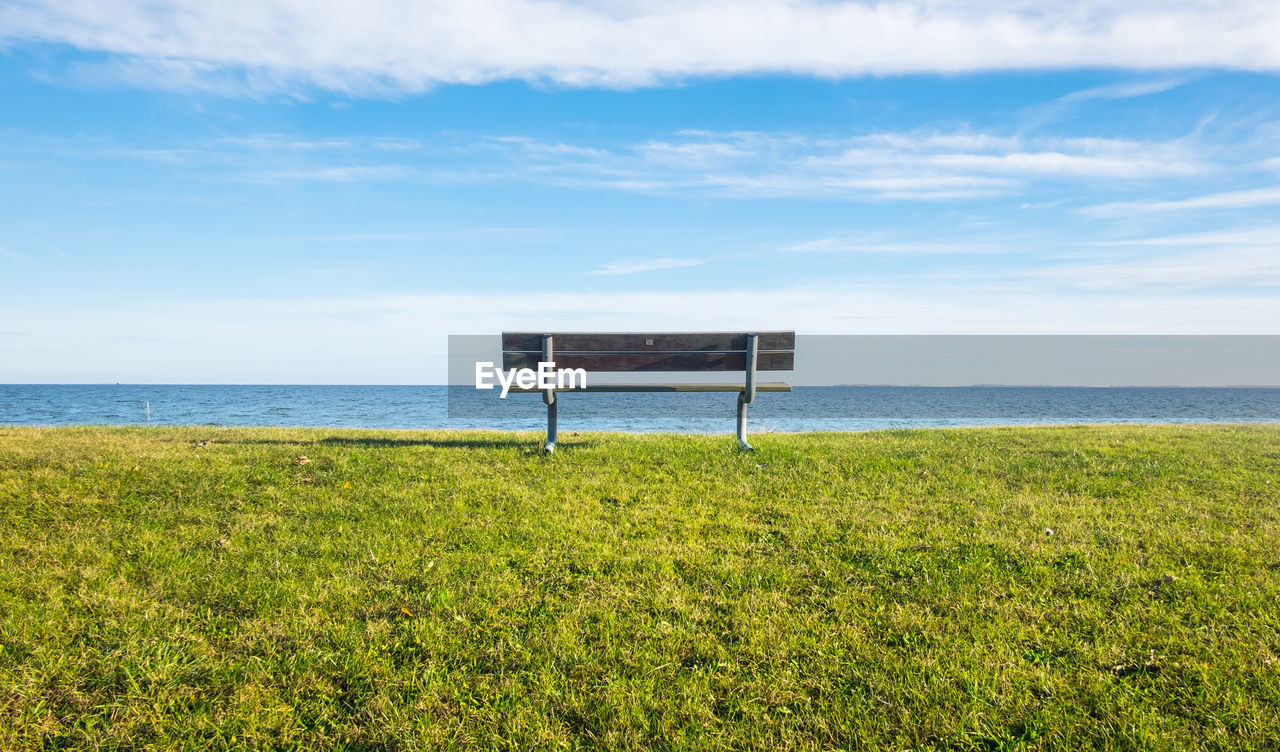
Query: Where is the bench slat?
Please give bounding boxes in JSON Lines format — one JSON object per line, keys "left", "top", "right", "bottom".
{"left": 509, "top": 382, "right": 792, "bottom": 393}
{"left": 502, "top": 331, "right": 794, "bottom": 352}
{"left": 502, "top": 350, "right": 794, "bottom": 372}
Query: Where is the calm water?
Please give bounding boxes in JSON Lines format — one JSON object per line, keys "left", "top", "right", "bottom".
{"left": 1, "top": 385, "right": 1278, "bottom": 432}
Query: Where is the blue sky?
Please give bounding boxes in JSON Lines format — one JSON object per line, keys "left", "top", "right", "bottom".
{"left": 2, "top": 1, "right": 1279, "bottom": 383}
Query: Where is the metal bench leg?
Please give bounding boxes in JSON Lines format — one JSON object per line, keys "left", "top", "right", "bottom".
{"left": 736, "top": 392, "right": 754, "bottom": 452}
{"left": 544, "top": 398, "right": 558, "bottom": 454}
{"left": 542, "top": 333, "right": 557, "bottom": 454}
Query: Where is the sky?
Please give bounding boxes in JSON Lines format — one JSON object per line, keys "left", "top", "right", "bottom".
{"left": 1, "top": 0, "right": 1279, "bottom": 384}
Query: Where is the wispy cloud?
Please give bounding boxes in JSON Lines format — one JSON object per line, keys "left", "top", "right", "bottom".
{"left": 106, "top": 146, "right": 203, "bottom": 165}
{"left": 60, "top": 126, "right": 1207, "bottom": 202}
{"left": 507, "top": 129, "right": 1204, "bottom": 201}
{"left": 253, "top": 233, "right": 429, "bottom": 244}
{"left": 258, "top": 165, "right": 415, "bottom": 182}
{"left": 484, "top": 136, "right": 608, "bottom": 161}
{"left": 1086, "top": 226, "right": 1280, "bottom": 247}
{"left": 35, "top": 240, "right": 68, "bottom": 258}
{"left": 218, "top": 134, "right": 424, "bottom": 153}
{"left": 1036, "top": 247, "right": 1280, "bottom": 289}
{"left": 1035, "top": 225, "right": 1280, "bottom": 289}
{"left": 1020, "top": 76, "right": 1198, "bottom": 131}
{"left": 218, "top": 135, "right": 360, "bottom": 151}
{"left": 589, "top": 258, "right": 707, "bottom": 275}
{"left": 783, "top": 232, "right": 1007, "bottom": 255}
{"left": 49, "top": 124, "right": 1203, "bottom": 202}
{"left": 3, "top": 2, "right": 1280, "bottom": 96}
{"left": 0, "top": 245, "right": 30, "bottom": 261}
{"left": 1056, "top": 77, "right": 1193, "bottom": 105}
{"left": 251, "top": 227, "right": 550, "bottom": 244}
{"left": 5, "top": 122, "right": 1247, "bottom": 204}
{"left": 1080, "top": 186, "right": 1280, "bottom": 216}
{"left": 1020, "top": 199, "right": 1069, "bottom": 210}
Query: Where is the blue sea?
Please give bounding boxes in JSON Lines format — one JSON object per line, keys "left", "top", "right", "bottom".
{"left": 1, "top": 385, "right": 1277, "bottom": 432}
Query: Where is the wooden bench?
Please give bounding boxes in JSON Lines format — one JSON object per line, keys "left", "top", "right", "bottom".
{"left": 502, "top": 331, "right": 794, "bottom": 453}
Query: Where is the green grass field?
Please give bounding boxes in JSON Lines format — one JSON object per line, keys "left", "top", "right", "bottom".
{"left": 1, "top": 425, "right": 1278, "bottom": 750}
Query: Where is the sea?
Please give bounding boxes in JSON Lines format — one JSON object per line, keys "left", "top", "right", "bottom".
{"left": 1, "top": 384, "right": 1278, "bottom": 433}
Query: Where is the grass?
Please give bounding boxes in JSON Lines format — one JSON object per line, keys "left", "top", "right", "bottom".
{"left": 1, "top": 424, "right": 1278, "bottom": 750}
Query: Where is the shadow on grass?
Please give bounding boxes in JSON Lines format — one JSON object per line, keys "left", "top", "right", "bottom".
{"left": 208, "top": 438, "right": 317, "bottom": 446}
{"left": 206, "top": 436, "right": 596, "bottom": 450}
{"left": 319, "top": 436, "right": 573, "bottom": 450}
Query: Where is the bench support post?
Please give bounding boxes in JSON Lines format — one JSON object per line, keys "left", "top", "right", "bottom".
{"left": 736, "top": 392, "right": 753, "bottom": 452}
{"left": 736, "top": 333, "right": 758, "bottom": 451}
{"left": 542, "top": 335, "right": 557, "bottom": 454}
{"left": 545, "top": 399, "right": 558, "bottom": 454}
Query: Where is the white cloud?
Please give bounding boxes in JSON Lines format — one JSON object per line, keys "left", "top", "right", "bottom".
{"left": 1055, "top": 77, "right": 1192, "bottom": 105}
{"left": 1036, "top": 225, "right": 1280, "bottom": 289}
{"left": 1019, "top": 200, "right": 1068, "bottom": 210}
{"left": 783, "top": 232, "right": 1007, "bottom": 255}
{"left": 1081, "top": 186, "right": 1280, "bottom": 216}
{"left": 502, "top": 129, "right": 1203, "bottom": 200}
{"left": 218, "top": 135, "right": 366, "bottom": 150}
{"left": 35, "top": 240, "right": 69, "bottom": 258}
{"left": 253, "top": 232, "right": 430, "bottom": 243}
{"left": 14, "top": 124, "right": 1214, "bottom": 201}
{"left": 484, "top": 137, "right": 609, "bottom": 161}
{"left": 214, "top": 134, "right": 425, "bottom": 153}
{"left": 1087, "top": 226, "right": 1280, "bottom": 247}
{"left": 694, "top": 173, "right": 1016, "bottom": 201}
{"left": 919, "top": 150, "right": 1195, "bottom": 178}
{"left": 1036, "top": 247, "right": 1280, "bottom": 289}
{"left": 258, "top": 165, "right": 415, "bottom": 182}
{"left": 703, "top": 131, "right": 1197, "bottom": 182}
{"left": 637, "top": 140, "right": 756, "bottom": 167}
{"left": 3, "top": 1, "right": 1280, "bottom": 95}
{"left": 589, "top": 258, "right": 707, "bottom": 275}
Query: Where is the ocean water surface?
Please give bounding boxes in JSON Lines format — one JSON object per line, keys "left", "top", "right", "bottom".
{"left": 2, "top": 385, "right": 1278, "bottom": 433}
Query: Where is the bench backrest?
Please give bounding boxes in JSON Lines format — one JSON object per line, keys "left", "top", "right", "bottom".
{"left": 501, "top": 332, "right": 795, "bottom": 372}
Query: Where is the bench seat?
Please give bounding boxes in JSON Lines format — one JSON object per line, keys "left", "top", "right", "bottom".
{"left": 510, "top": 382, "right": 791, "bottom": 393}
